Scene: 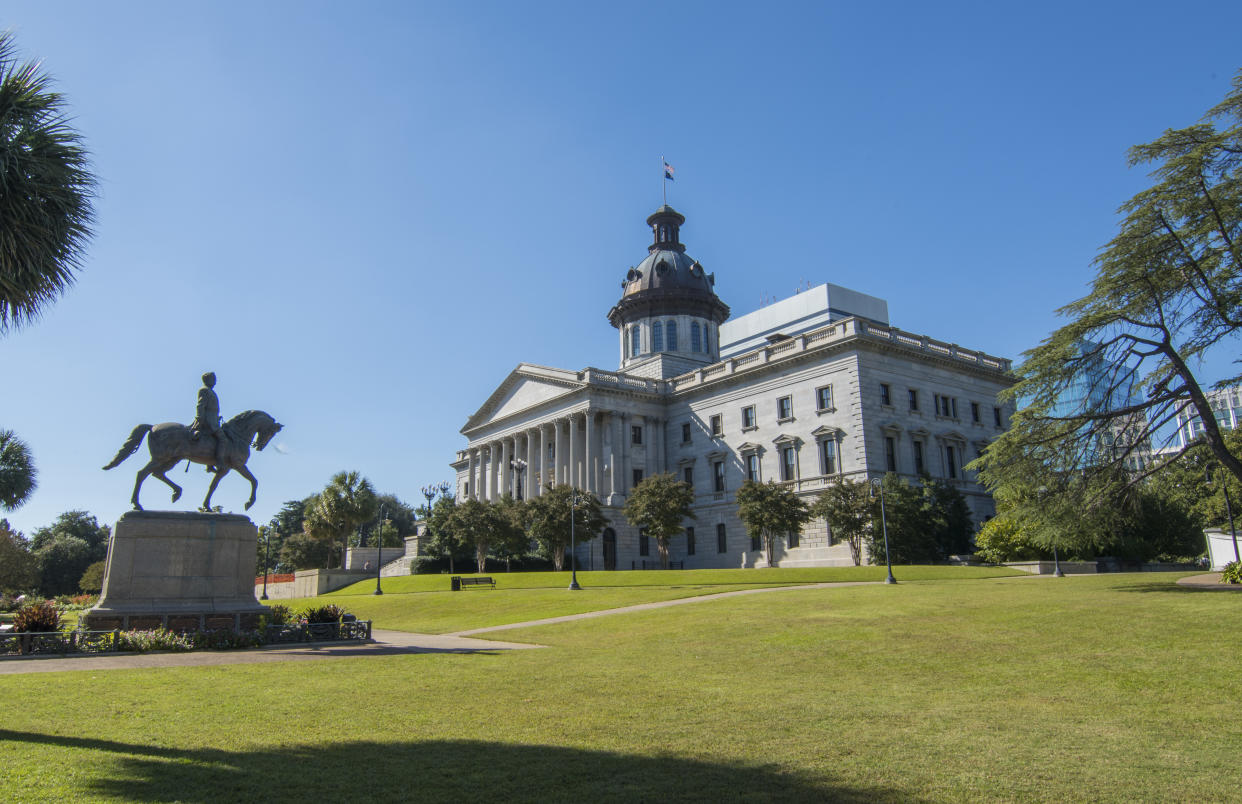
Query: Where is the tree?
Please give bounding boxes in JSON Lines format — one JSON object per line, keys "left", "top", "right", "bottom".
{"left": 446, "top": 497, "right": 524, "bottom": 574}
{"left": 279, "top": 530, "right": 336, "bottom": 571}
{"left": 305, "top": 471, "right": 378, "bottom": 569}
{"left": 525, "top": 485, "right": 606, "bottom": 570}
{"left": 863, "top": 476, "right": 957, "bottom": 566}
{"left": 622, "top": 474, "right": 695, "bottom": 569}
{"left": 975, "top": 71, "right": 1242, "bottom": 535}
{"left": 734, "top": 480, "right": 811, "bottom": 568}
{"left": 810, "top": 478, "right": 874, "bottom": 566}
{"left": 0, "top": 520, "right": 39, "bottom": 592}
{"left": 491, "top": 495, "right": 534, "bottom": 570}
{"left": 0, "top": 31, "right": 97, "bottom": 335}
{"left": 30, "top": 510, "right": 110, "bottom": 553}
{"left": 973, "top": 513, "right": 1046, "bottom": 564}
{"left": 0, "top": 429, "right": 37, "bottom": 511}
{"left": 78, "top": 560, "right": 105, "bottom": 593}
{"left": 423, "top": 494, "right": 469, "bottom": 573}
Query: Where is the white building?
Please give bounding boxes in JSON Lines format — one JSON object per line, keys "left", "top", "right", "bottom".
{"left": 453, "top": 206, "right": 1014, "bottom": 569}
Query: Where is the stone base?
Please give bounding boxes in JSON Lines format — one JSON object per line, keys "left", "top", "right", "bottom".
{"left": 83, "top": 510, "right": 267, "bottom": 632}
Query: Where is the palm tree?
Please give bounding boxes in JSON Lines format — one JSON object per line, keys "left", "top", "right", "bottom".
{"left": 309, "top": 471, "right": 378, "bottom": 569}
{"left": 0, "top": 429, "right": 37, "bottom": 511}
{"left": 0, "top": 31, "right": 96, "bottom": 334}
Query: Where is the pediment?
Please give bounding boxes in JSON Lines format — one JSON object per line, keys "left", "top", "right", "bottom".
{"left": 811, "top": 425, "right": 843, "bottom": 438}
{"left": 737, "top": 442, "right": 764, "bottom": 454}
{"left": 939, "top": 430, "right": 968, "bottom": 442}
{"left": 772, "top": 434, "right": 801, "bottom": 446}
{"left": 462, "top": 364, "right": 583, "bottom": 433}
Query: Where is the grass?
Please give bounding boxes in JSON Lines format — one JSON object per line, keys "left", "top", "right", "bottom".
{"left": 1, "top": 573, "right": 1238, "bottom": 802}
{"left": 317, "top": 565, "right": 1022, "bottom": 634}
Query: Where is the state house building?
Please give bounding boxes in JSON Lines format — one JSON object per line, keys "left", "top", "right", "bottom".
{"left": 452, "top": 206, "right": 1014, "bottom": 568}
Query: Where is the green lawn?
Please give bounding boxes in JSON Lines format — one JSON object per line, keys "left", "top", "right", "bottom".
{"left": 318, "top": 565, "right": 1021, "bottom": 634}
{"left": 2, "top": 573, "right": 1238, "bottom": 802}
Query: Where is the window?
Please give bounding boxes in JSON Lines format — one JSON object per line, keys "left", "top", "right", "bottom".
{"left": 777, "top": 396, "right": 793, "bottom": 420}
{"left": 787, "top": 530, "right": 799, "bottom": 549}
{"left": 710, "top": 414, "right": 723, "bottom": 436}
{"left": 935, "top": 394, "right": 957, "bottom": 418}
{"left": 639, "top": 529, "right": 649, "bottom": 556}
{"left": 816, "top": 385, "right": 834, "bottom": 411}
{"left": 631, "top": 425, "right": 643, "bottom": 445}
{"left": 741, "top": 405, "right": 756, "bottom": 429}
{"left": 652, "top": 321, "right": 663, "bottom": 352}
{"left": 819, "top": 439, "right": 836, "bottom": 475}
{"left": 704, "top": 328, "right": 712, "bottom": 355}
{"left": 908, "top": 389, "right": 919, "bottom": 411}
{"left": 681, "top": 422, "right": 691, "bottom": 443}
{"left": 713, "top": 460, "right": 725, "bottom": 492}
{"left": 745, "top": 453, "right": 760, "bottom": 482}
{"left": 751, "top": 532, "right": 761, "bottom": 551}
{"left": 780, "top": 446, "right": 797, "bottom": 481}
{"left": 631, "top": 325, "right": 640, "bottom": 357}
{"left": 632, "top": 469, "right": 644, "bottom": 487}
{"left": 971, "top": 402, "right": 980, "bottom": 423}
{"left": 880, "top": 383, "right": 892, "bottom": 406}
{"left": 946, "top": 445, "right": 957, "bottom": 479}
{"left": 667, "top": 320, "right": 678, "bottom": 350}
{"left": 691, "top": 321, "right": 702, "bottom": 352}
{"left": 913, "top": 440, "right": 925, "bottom": 475}
{"left": 686, "top": 526, "right": 695, "bottom": 556}
{"left": 993, "top": 406, "right": 1003, "bottom": 427}
{"left": 716, "top": 523, "right": 727, "bottom": 553}
{"left": 683, "top": 466, "right": 694, "bottom": 486}
{"left": 885, "top": 436, "right": 897, "bottom": 472}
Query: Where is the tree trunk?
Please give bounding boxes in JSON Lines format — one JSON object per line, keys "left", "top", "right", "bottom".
{"left": 765, "top": 533, "right": 778, "bottom": 568}
{"left": 658, "top": 537, "right": 670, "bottom": 569}
{"left": 553, "top": 544, "right": 565, "bottom": 571}
{"left": 476, "top": 543, "right": 487, "bottom": 574}
{"left": 848, "top": 538, "right": 862, "bottom": 566}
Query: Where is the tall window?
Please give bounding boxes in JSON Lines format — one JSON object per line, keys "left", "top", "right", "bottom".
{"left": 632, "top": 469, "right": 644, "bottom": 487}
{"left": 710, "top": 414, "right": 723, "bottom": 436}
{"left": 704, "top": 329, "right": 711, "bottom": 355}
{"left": 667, "top": 320, "right": 678, "bottom": 350}
{"left": 683, "top": 466, "right": 694, "bottom": 486}
{"left": 816, "top": 385, "right": 833, "bottom": 411}
{"left": 971, "top": 402, "right": 980, "bottom": 423}
{"left": 908, "top": 389, "right": 919, "bottom": 411}
{"left": 716, "top": 523, "right": 727, "bottom": 553}
{"left": 631, "top": 325, "right": 640, "bottom": 357}
{"left": 913, "top": 440, "right": 925, "bottom": 474}
{"left": 946, "top": 445, "right": 957, "bottom": 479}
{"left": 819, "top": 439, "right": 836, "bottom": 475}
{"left": 686, "top": 526, "right": 696, "bottom": 556}
{"left": 751, "top": 532, "right": 762, "bottom": 551}
{"left": 691, "top": 321, "right": 702, "bottom": 352}
{"left": 681, "top": 422, "right": 691, "bottom": 443}
{"left": 993, "top": 406, "right": 1003, "bottom": 427}
{"left": 652, "top": 321, "right": 663, "bottom": 352}
{"left": 631, "top": 425, "right": 642, "bottom": 444}
{"left": 780, "top": 446, "right": 797, "bottom": 481}
{"left": 777, "top": 396, "right": 793, "bottom": 420}
{"left": 639, "top": 529, "right": 649, "bottom": 556}
{"left": 713, "top": 460, "right": 725, "bottom": 492}
{"left": 746, "top": 453, "right": 760, "bottom": 482}
{"left": 880, "top": 383, "right": 892, "bottom": 406}
{"left": 885, "top": 436, "right": 897, "bottom": 472}
{"left": 741, "top": 405, "right": 756, "bottom": 429}
{"left": 787, "top": 530, "right": 799, "bottom": 549}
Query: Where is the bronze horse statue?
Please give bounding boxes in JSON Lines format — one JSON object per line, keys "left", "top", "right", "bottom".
{"left": 103, "top": 409, "right": 283, "bottom": 512}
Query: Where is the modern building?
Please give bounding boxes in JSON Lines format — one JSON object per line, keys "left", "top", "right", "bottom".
{"left": 452, "top": 206, "right": 1015, "bottom": 568}
{"left": 1174, "top": 384, "right": 1242, "bottom": 449}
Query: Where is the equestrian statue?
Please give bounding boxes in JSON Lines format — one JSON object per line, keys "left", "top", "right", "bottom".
{"left": 102, "top": 372, "right": 283, "bottom": 512}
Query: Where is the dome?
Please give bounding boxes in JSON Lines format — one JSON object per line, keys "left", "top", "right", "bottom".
{"left": 607, "top": 206, "right": 730, "bottom": 328}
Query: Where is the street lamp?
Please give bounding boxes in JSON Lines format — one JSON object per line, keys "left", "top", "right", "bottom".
{"left": 261, "top": 519, "right": 275, "bottom": 600}
{"left": 568, "top": 490, "right": 585, "bottom": 590}
{"left": 1206, "top": 468, "right": 1240, "bottom": 563}
{"left": 1036, "top": 486, "right": 1064, "bottom": 577}
{"left": 421, "top": 480, "right": 451, "bottom": 568}
{"left": 374, "top": 504, "right": 386, "bottom": 595}
{"left": 511, "top": 458, "right": 527, "bottom": 500}
{"left": 869, "top": 477, "right": 896, "bottom": 585}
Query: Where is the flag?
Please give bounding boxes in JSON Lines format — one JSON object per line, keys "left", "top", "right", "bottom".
{"left": 663, "top": 161, "right": 675, "bottom": 181}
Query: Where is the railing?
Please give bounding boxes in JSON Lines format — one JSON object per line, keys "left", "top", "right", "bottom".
{"left": 1, "top": 620, "right": 373, "bottom": 657}
{"left": 630, "top": 560, "right": 685, "bottom": 570}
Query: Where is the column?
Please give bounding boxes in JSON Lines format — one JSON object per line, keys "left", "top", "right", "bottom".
{"left": 649, "top": 417, "right": 662, "bottom": 475}
{"left": 554, "top": 419, "right": 565, "bottom": 486}
{"left": 499, "top": 439, "right": 510, "bottom": 497}
{"left": 489, "top": 443, "right": 500, "bottom": 500}
{"left": 584, "top": 410, "right": 596, "bottom": 494}
{"left": 467, "top": 449, "right": 478, "bottom": 500}
{"left": 526, "top": 429, "right": 537, "bottom": 498}
{"left": 620, "top": 413, "right": 632, "bottom": 493}
{"left": 607, "top": 412, "right": 621, "bottom": 498}
{"left": 568, "top": 413, "right": 581, "bottom": 489}
{"left": 535, "top": 424, "right": 546, "bottom": 495}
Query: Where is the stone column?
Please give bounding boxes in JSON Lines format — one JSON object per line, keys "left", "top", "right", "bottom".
{"left": 620, "top": 413, "right": 631, "bottom": 493}
{"left": 554, "top": 419, "right": 565, "bottom": 486}
{"left": 489, "top": 443, "right": 500, "bottom": 501}
{"left": 526, "top": 429, "right": 537, "bottom": 498}
{"left": 568, "top": 413, "right": 581, "bottom": 489}
{"left": 499, "top": 439, "right": 510, "bottom": 497}
{"left": 584, "top": 410, "right": 596, "bottom": 494}
{"left": 607, "top": 412, "right": 621, "bottom": 498}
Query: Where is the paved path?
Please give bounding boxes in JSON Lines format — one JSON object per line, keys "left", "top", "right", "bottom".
{"left": 1176, "top": 572, "right": 1242, "bottom": 590}
{"left": 0, "top": 581, "right": 876, "bottom": 676}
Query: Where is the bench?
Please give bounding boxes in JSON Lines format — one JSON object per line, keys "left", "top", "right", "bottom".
{"left": 456, "top": 576, "right": 496, "bottom": 590}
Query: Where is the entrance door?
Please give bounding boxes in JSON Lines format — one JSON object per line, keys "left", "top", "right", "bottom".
{"left": 602, "top": 528, "right": 616, "bottom": 571}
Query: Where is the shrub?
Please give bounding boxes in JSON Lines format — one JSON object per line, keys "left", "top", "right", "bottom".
{"left": 116, "top": 629, "right": 193, "bottom": 653}
{"left": 302, "top": 604, "right": 345, "bottom": 623}
{"left": 12, "top": 600, "right": 62, "bottom": 632}
{"left": 191, "top": 629, "right": 263, "bottom": 650}
{"left": 263, "top": 603, "right": 292, "bottom": 625}
{"left": 1221, "top": 561, "right": 1241, "bottom": 584}
{"left": 79, "top": 560, "right": 106, "bottom": 593}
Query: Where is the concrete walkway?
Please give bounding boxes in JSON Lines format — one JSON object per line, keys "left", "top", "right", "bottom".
{"left": 0, "top": 581, "right": 876, "bottom": 676}
{"left": 1176, "top": 572, "right": 1242, "bottom": 590}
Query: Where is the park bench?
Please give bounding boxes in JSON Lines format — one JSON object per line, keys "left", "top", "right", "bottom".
{"left": 455, "top": 576, "right": 496, "bottom": 590}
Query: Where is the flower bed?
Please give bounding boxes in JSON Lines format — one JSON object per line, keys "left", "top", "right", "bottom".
{"left": 255, "top": 573, "right": 295, "bottom": 585}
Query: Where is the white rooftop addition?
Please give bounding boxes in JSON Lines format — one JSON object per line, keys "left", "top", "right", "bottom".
{"left": 718, "top": 283, "right": 889, "bottom": 360}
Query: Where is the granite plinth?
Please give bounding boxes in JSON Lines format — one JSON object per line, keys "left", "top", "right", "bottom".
{"left": 84, "top": 510, "right": 266, "bottom": 631}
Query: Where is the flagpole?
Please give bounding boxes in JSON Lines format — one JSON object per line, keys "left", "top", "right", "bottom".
{"left": 661, "top": 155, "right": 666, "bottom": 205}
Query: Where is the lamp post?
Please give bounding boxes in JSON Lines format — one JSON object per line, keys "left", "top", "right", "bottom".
{"left": 261, "top": 519, "right": 275, "bottom": 600}
{"left": 510, "top": 458, "right": 527, "bottom": 500}
{"left": 1035, "top": 486, "right": 1064, "bottom": 577}
{"left": 1207, "top": 468, "right": 1240, "bottom": 563}
{"left": 374, "top": 504, "right": 386, "bottom": 595}
{"left": 422, "top": 481, "right": 451, "bottom": 570}
{"left": 869, "top": 478, "right": 896, "bottom": 585}
{"left": 568, "top": 491, "right": 584, "bottom": 590}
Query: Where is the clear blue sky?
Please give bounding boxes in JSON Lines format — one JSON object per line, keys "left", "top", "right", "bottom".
{"left": 3, "top": 1, "right": 1240, "bottom": 536}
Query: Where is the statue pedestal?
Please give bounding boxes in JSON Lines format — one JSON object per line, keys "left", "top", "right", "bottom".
{"left": 84, "top": 511, "right": 267, "bottom": 632}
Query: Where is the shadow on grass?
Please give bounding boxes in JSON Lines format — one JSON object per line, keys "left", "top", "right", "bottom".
{"left": 0, "top": 730, "right": 924, "bottom": 803}
{"left": 1110, "top": 581, "right": 1237, "bottom": 594}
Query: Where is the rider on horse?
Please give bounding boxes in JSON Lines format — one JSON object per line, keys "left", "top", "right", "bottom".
{"left": 190, "top": 372, "right": 227, "bottom": 473}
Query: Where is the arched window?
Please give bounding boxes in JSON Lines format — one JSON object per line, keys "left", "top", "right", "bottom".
{"left": 666, "top": 320, "right": 678, "bottom": 350}
{"left": 704, "top": 327, "right": 711, "bottom": 356}
{"left": 691, "top": 321, "right": 702, "bottom": 352}
{"left": 631, "top": 325, "right": 641, "bottom": 356}
{"left": 652, "top": 321, "right": 663, "bottom": 352}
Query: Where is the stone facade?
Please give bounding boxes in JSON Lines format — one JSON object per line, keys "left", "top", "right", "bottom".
{"left": 452, "top": 208, "right": 1014, "bottom": 570}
